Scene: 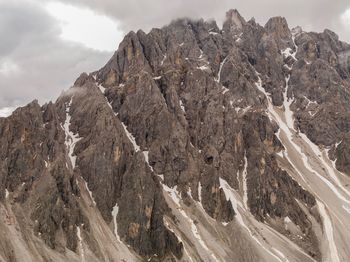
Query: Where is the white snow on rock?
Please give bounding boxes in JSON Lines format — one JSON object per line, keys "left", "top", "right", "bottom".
{"left": 98, "top": 83, "right": 106, "bottom": 94}
{"left": 219, "top": 178, "right": 249, "bottom": 229}
{"left": 317, "top": 201, "right": 340, "bottom": 262}
{"left": 164, "top": 219, "right": 194, "bottom": 262}
{"left": 76, "top": 226, "right": 85, "bottom": 261}
{"left": 96, "top": 81, "right": 116, "bottom": 113}
{"left": 198, "top": 182, "right": 202, "bottom": 203}
{"left": 342, "top": 204, "right": 350, "bottom": 214}
{"left": 280, "top": 29, "right": 299, "bottom": 130}
{"left": 190, "top": 223, "right": 208, "bottom": 251}
{"left": 153, "top": 76, "right": 162, "bottom": 80}
{"left": 161, "top": 55, "right": 167, "bottom": 66}
{"left": 112, "top": 204, "right": 121, "bottom": 242}
{"left": 299, "top": 133, "right": 350, "bottom": 200}
{"left": 199, "top": 49, "right": 204, "bottom": 59}
{"left": 283, "top": 75, "right": 295, "bottom": 130}
{"left": 179, "top": 100, "right": 185, "bottom": 112}
{"left": 284, "top": 216, "right": 292, "bottom": 224}
{"left": 272, "top": 248, "right": 290, "bottom": 262}
{"left": 197, "top": 65, "right": 210, "bottom": 71}
{"left": 255, "top": 74, "right": 350, "bottom": 205}
{"left": 162, "top": 181, "right": 219, "bottom": 261}
{"left": 219, "top": 178, "right": 284, "bottom": 262}
{"left": 222, "top": 86, "right": 229, "bottom": 94}
{"left": 62, "top": 99, "right": 82, "bottom": 168}
{"left": 242, "top": 153, "right": 249, "bottom": 210}
{"left": 96, "top": 81, "right": 143, "bottom": 154}
{"left": 163, "top": 184, "right": 181, "bottom": 206}
{"left": 5, "top": 189, "right": 9, "bottom": 199}
{"left": 121, "top": 122, "right": 140, "bottom": 152}
{"left": 143, "top": 151, "right": 154, "bottom": 172}
{"left": 215, "top": 56, "right": 228, "bottom": 83}
{"left": 84, "top": 180, "right": 96, "bottom": 205}
{"left": 281, "top": 48, "right": 294, "bottom": 59}
{"left": 241, "top": 106, "right": 251, "bottom": 115}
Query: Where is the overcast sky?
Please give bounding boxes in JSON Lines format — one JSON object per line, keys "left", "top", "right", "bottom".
{"left": 1, "top": 0, "right": 350, "bottom": 116}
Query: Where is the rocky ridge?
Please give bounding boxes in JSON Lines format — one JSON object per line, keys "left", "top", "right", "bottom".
{"left": 1, "top": 9, "right": 350, "bottom": 262}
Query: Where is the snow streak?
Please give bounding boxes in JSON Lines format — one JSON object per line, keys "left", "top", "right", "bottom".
{"left": 62, "top": 98, "right": 82, "bottom": 168}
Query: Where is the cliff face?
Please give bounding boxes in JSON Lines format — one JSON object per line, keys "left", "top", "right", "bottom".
{"left": 1, "top": 9, "right": 350, "bottom": 262}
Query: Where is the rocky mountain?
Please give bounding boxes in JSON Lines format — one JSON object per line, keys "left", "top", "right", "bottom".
{"left": 1, "top": 9, "right": 350, "bottom": 262}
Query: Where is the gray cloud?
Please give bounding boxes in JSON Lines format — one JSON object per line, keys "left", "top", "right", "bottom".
{"left": 55, "top": 0, "right": 350, "bottom": 42}
{"left": 0, "top": 0, "right": 112, "bottom": 109}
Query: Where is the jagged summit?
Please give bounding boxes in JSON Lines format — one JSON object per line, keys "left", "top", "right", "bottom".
{"left": 1, "top": 9, "right": 350, "bottom": 262}
{"left": 223, "top": 9, "right": 246, "bottom": 32}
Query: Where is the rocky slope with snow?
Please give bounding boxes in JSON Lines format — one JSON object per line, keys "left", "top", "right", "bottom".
{"left": 1, "top": 9, "right": 350, "bottom": 262}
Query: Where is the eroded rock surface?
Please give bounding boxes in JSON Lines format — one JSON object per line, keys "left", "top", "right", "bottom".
{"left": 1, "top": 8, "right": 350, "bottom": 262}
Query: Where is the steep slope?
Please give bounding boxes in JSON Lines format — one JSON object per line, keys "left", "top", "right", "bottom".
{"left": 1, "top": 9, "right": 350, "bottom": 262}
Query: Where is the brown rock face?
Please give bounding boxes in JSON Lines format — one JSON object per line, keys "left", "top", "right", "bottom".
{"left": 1, "top": 8, "right": 350, "bottom": 262}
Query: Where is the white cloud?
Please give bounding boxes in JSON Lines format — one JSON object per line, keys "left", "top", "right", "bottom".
{"left": 0, "top": 107, "right": 15, "bottom": 117}
{"left": 0, "top": 60, "right": 20, "bottom": 76}
{"left": 45, "top": 1, "right": 123, "bottom": 51}
{"left": 341, "top": 9, "right": 350, "bottom": 31}
{"left": 0, "top": 0, "right": 113, "bottom": 109}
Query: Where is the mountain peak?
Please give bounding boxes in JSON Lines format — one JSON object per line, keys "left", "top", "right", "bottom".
{"left": 1, "top": 8, "right": 350, "bottom": 262}
{"left": 223, "top": 9, "right": 246, "bottom": 33}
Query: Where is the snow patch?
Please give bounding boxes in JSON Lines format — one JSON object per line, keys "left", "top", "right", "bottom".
{"left": 242, "top": 153, "right": 249, "bottom": 210}
{"left": 342, "top": 205, "right": 350, "bottom": 214}
{"left": 241, "top": 106, "right": 251, "bottom": 114}
{"left": 190, "top": 222, "right": 219, "bottom": 261}
{"left": 143, "top": 151, "right": 154, "bottom": 172}
{"left": 76, "top": 226, "right": 85, "bottom": 261}
{"left": 112, "top": 204, "right": 121, "bottom": 241}
{"left": 84, "top": 180, "right": 96, "bottom": 205}
{"left": 62, "top": 99, "right": 82, "bottom": 168}
{"left": 199, "top": 49, "right": 204, "bottom": 59}
{"left": 161, "top": 55, "right": 167, "bottom": 66}
{"left": 299, "top": 133, "right": 350, "bottom": 200}
{"left": 281, "top": 48, "right": 294, "bottom": 59}
{"left": 215, "top": 56, "right": 228, "bottom": 83}
{"left": 219, "top": 178, "right": 248, "bottom": 229}
{"left": 219, "top": 178, "right": 284, "bottom": 262}
{"left": 179, "top": 100, "right": 185, "bottom": 112}
{"left": 272, "top": 248, "right": 290, "bottom": 262}
{"left": 284, "top": 217, "right": 292, "bottom": 224}
{"left": 121, "top": 122, "right": 140, "bottom": 152}
{"left": 283, "top": 75, "right": 295, "bottom": 130}
{"left": 98, "top": 71, "right": 140, "bottom": 154}
{"left": 5, "top": 189, "right": 9, "bottom": 199}
{"left": 163, "top": 185, "right": 181, "bottom": 206}
{"left": 317, "top": 201, "right": 340, "bottom": 262}
{"left": 198, "top": 182, "right": 202, "bottom": 203}
{"left": 222, "top": 86, "right": 229, "bottom": 94}
{"left": 98, "top": 83, "right": 105, "bottom": 94}
{"left": 197, "top": 65, "right": 210, "bottom": 71}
